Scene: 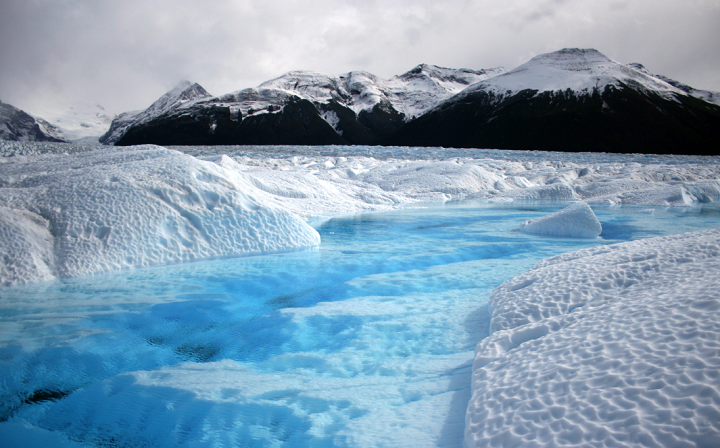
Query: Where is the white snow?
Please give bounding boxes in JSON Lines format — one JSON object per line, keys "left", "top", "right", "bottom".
{"left": 2, "top": 144, "right": 720, "bottom": 285}
{"left": 520, "top": 201, "right": 602, "bottom": 238}
{"left": 466, "top": 228, "right": 720, "bottom": 447}
{"left": 192, "top": 64, "right": 506, "bottom": 128}
{"left": 1, "top": 143, "right": 720, "bottom": 447}
{"left": 192, "top": 149, "right": 720, "bottom": 218}
{"left": 0, "top": 146, "right": 320, "bottom": 285}
{"left": 320, "top": 109, "right": 342, "bottom": 134}
{"left": 255, "top": 65, "right": 505, "bottom": 120}
{"left": 100, "top": 81, "right": 211, "bottom": 144}
{"left": 30, "top": 102, "right": 113, "bottom": 142}
{"left": 0, "top": 207, "right": 55, "bottom": 285}
{"left": 628, "top": 63, "right": 720, "bottom": 106}
{"left": 461, "top": 48, "right": 686, "bottom": 101}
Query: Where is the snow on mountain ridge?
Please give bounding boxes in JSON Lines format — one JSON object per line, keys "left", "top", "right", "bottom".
{"left": 31, "top": 102, "right": 113, "bottom": 142}
{"left": 99, "top": 81, "right": 211, "bottom": 144}
{"left": 628, "top": 62, "right": 720, "bottom": 106}
{"left": 143, "top": 80, "right": 211, "bottom": 117}
{"left": 251, "top": 64, "right": 506, "bottom": 120}
{"left": 461, "top": 48, "right": 685, "bottom": 100}
{"left": 102, "top": 49, "right": 719, "bottom": 147}
{"left": 0, "top": 102, "right": 67, "bottom": 143}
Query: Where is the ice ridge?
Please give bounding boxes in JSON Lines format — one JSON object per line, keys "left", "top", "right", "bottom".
{"left": 0, "top": 146, "right": 320, "bottom": 285}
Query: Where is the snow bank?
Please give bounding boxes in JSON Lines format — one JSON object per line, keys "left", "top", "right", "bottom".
{"left": 0, "top": 146, "right": 320, "bottom": 285}
{"left": 520, "top": 201, "right": 602, "bottom": 238}
{"left": 465, "top": 228, "right": 720, "bottom": 447}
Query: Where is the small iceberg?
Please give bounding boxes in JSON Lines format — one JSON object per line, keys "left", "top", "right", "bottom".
{"left": 520, "top": 201, "right": 602, "bottom": 238}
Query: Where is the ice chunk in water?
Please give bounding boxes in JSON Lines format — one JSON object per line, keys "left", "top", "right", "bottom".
{"left": 519, "top": 201, "right": 601, "bottom": 238}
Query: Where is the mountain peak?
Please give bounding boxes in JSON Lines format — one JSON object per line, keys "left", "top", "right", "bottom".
{"left": 0, "top": 102, "right": 67, "bottom": 142}
{"left": 523, "top": 48, "right": 614, "bottom": 72}
{"left": 99, "top": 81, "right": 211, "bottom": 144}
{"left": 146, "top": 81, "right": 211, "bottom": 116}
{"left": 545, "top": 47, "right": 608, "bottom": 58}
{"left": 462, "top": 47, "right": 683, "bottom": 98}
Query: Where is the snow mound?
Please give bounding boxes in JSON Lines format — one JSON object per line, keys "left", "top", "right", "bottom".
{"left": 0, "top": 146, "right": 320, "bottom": 285}
{"left": 519, "top": 201, "right": 602, "bottom": 238}
{"left": 466, "top": 228, "right": 720, "bottom": 447}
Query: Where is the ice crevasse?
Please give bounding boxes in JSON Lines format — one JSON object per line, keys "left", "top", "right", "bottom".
{"left": 0, "top": 146, "right": 321, "bottom": 285}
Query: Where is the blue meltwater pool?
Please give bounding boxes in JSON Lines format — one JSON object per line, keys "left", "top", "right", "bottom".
{"left": 1, "top": 201, "right": 718, "bottom": 447}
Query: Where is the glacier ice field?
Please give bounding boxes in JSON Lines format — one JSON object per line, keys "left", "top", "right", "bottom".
{"left": 1, "top": 199, "right": 719, "bottom": 448}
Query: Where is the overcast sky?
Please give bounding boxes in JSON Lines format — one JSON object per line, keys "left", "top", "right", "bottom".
{"left": 1, "top": 0, "right": 719, "bottom": 117}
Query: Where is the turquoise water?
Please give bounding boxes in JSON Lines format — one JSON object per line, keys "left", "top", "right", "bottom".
{"left": 1, "top": 201, "right": 718, "bottom": 447}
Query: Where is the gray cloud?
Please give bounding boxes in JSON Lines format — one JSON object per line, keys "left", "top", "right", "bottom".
{"left": 1, "top": 0, "right": 719, "bottom": 118}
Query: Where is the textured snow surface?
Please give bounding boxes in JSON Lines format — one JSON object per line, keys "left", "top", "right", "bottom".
{"left": 0, "top": 146, "right": 320, "bottom": 285}
{"left": 462, "top": 48, "right": 685, "bottom": 100}
{"left": 182, "top": 147, "right": 720, "bottom": 218}
{"left": 2, "top": 143, "right": 720, "bottom": 285}
{"left": 0, "top": 207, "right": 55, "bottom": 285}
{"left": 520, "top": 201, "right": 602, "bottom": 238}
{"left": 466, "top": 228, "right": 720, "bottom": 447}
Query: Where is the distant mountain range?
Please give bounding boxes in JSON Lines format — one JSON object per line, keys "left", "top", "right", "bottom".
{"left": 0, "top": 100, "right": 112, "bottom": 143}
{"left": 0, "top": 101, "right": 66, "bottom": 143}
{"left": 3, "top": 48, "right": 720, "bottom": 154}
{"left": 101, "top": 64, "right": 505, "bottom": 147}
{"left": 382, "top": 49, "right": 720, "bottom": 154}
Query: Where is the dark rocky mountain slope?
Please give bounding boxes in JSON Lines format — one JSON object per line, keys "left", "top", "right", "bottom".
{"left": 0, "top": 101, "right": 67, "bottom": 142}
{"left": 106, "top": 49, "right": 720, "bottom": 155}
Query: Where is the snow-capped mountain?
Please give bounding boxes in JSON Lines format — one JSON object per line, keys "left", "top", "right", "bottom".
{"left": 100, "top": 81, "right": 211, "bottom": 145}
{"left": 254, "top": 64, "right": 505, "bottom": 120}
{"left": 31, "top": 102, "right": 114, "bottom": 142}
{"left": 0, "top": 101, "right": 67, "bottom": 143}
{"left": 384, "top": 48, "right": 720, "bottom": 155}
{"left": 460, "top": 48, "right": 684, "bottom": 99}
{"left": 626, "top": 62, "right": 720, "bottom": 106}
{"left": 107, "top": 49, "right": 720, "bottom": 154}
{"left": 109, "top": 64, "right": 505, "bottom": 146}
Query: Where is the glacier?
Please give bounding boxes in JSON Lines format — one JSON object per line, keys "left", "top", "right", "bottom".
{"left": 1, "top": 142, "right": 720, "bottom": 447}
{"left": 0, "top": 145, "right": 320, "bottom": 285}
{"left": 2, "top": 143, "right": 720, "bottom": 284}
